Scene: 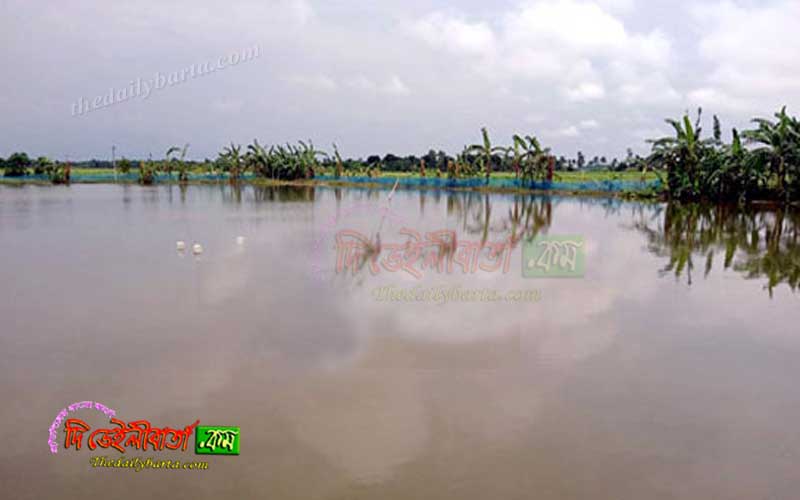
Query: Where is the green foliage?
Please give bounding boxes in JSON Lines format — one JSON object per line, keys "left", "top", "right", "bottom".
{"left": 166, "top": 144, "right": 190, "bottom": 182}
{"left": 647, "top": 106, "right": 800, "bottom": 201}
{"left": 741, "top": 106, "right": 800, "bottom": 199}
{"left": 4, "top": 152, "right": 31, "bottom": 177}
{"left": 509, "top": 134, "right": 551, "bottom": 183}
{"left": 138, "top": 159, "right": 158, "bottom": 185}
{"left": 467, "top": 127, "right": 505, "bottom": 180}
{"left": 332, "top": 144, "right": 344, "bottom": 178}
{"left": 117, "top": 157, "right": 133, "bottom": 174}
{"left": 32, "top": 156, "right": 52, "bottom": 175}
{"left": 47, "top": 161, "right": 71, "bottom": 184}
{"left": 219, "top": 143, "right": 246, "bottom": 182}
{"left": 243, "top": 139, "right": 323, "bottom": 181}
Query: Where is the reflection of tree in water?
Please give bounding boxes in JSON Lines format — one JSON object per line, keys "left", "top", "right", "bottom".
{"left": 337, "top": 192, "right": 557, "bottom": 279}
{"left": 250, "top": 185, "right": 316, "bottom": 203}
{"left": 448, "top": 192, "right": 553, "bottom": 248}
{"left": 632, "top": 203, "right": 800, "bottom": 295}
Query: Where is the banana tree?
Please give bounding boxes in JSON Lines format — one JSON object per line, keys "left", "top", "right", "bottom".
{"left": 138, "top": 156, "right": 158, "bottom": 185}
{"left": 505, "top": 138, "right": 524, "bottom": 180}
{"left": 166, "top": 143, "right": 190, "bottom": 183}
{"left": 456, "top": 146, "right": 477, "bottom": 177}
{"left": 647, "top": 108, "right": 715, "bottom": 199}
{"left": 513, "top": 134, "right": 551, "bottom": 183}
{"left": 221, "top": 143, "right": 245, "bottom": 182}
{"left": 742, "top": 106, "right": 800, "bottom": 198}
{"left": 468, "top": 127, "right": 505, "bottom": 181}
{"left": 297, "top": 140, "right": 325, "bottom": 179}
{"left": 331, "top": 143, "right": 345, "bottom": 178}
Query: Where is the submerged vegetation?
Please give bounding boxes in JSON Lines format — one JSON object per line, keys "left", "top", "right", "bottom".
{"left": 3, "top": 106, "right": 800, "bottom": 201}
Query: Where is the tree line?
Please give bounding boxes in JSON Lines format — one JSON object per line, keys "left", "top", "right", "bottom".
{"left": 3, "top": 106, "right": 799, "bottom": 200}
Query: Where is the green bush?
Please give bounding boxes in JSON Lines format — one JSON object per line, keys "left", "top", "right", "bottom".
{"left": 4, "top": 152, "right": 31, "bottom": 177}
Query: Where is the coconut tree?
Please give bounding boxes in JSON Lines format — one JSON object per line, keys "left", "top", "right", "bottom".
{"left": 468, "top": 127, "right": 505, "bottom": 181}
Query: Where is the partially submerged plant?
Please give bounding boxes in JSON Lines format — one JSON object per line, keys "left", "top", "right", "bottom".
{"left": 138, "top": 156, "right": 158, "bottom": 185}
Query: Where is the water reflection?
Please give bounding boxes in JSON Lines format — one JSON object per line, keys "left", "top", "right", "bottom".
{"left": 3, "top": 185, "right": 800, "bottom": 500}
{"left": 633, "top": 203, "right": 800, "bottom": 294}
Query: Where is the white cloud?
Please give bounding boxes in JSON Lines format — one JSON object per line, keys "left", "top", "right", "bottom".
{"left": 557, "top": 125, "right": 581, "bottom": 137}
{"left": 346, "top": 75, "right": 378, "bottom": 92}
{"left": 686, "top": 87, "right": 746, "bottom": 112}
{"left": 285, "top": 0, "right": 314, "bottom": 25}
{"left": 7, "top": 0, "right": 799, "bottom": 162}
{"left": 693, "top": 1, "right": 800, "bottom": 111}
{"left": 210, "top": 98, "right": 244, "bottom": 113}
{"left": 382, "top": 76, "right": 410, "bottom": 96}
{"left": 286, "top": 74, "right": 338, "bottom": 92}
{"left": 565, "top": 82, "right": 606, "bottom": 102}
{"left": 410, "top": 12, "right": 496, "bottom": 56}
{"left": 525, "top": 114, "right": 546, "bottom": 124}
{"left": 409, "top": 0, "right": 675, "bottom": 107}
{"left": 595, "top": 0, "right": 635, "bottom": 13}
{"left": 580, "top": 119, "right": 600, "bottom": 129}
{"left": 296, "top": 74, "right": 409, "bottom": 96}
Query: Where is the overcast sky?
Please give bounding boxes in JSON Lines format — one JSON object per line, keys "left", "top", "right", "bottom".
{"left": 1, "top": 0, "right": 798, "bottom": 161}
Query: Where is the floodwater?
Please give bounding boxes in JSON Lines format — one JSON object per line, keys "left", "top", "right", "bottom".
{"left": 1, "top": 183, "right": 799, "bottom": 499}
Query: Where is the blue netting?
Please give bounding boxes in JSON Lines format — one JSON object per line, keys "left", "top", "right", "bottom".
{"left": 2, "top": 173, "right": 660, "bottom": 192}
{"left": 1, "top": 173, "right": 249, "bottom": 183}
{"left": 315, "top": 175, "right": 660, "bottom": 192}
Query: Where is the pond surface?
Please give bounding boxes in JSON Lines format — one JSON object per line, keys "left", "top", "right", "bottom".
{"left": 1, "top": 184, "right": 799, "bottom": 499}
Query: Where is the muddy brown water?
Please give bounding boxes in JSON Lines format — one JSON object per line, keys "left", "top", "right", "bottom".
{"left": 1, "top": 184, "right": 799, "bottom": 499}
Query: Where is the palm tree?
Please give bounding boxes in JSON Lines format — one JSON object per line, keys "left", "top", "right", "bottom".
{"left": 742, "top": 106, "right": 800, "bottom": 198}
{"left": 468, "top": 127, "right": 505, "bottom": 181}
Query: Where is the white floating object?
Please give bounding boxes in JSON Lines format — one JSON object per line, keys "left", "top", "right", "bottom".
{"left": 192, "top": 243, "right": 204, "bottom": 255}
{"left": 236, "top": 236, "right": 246, "bottom": 246}
{"left": 176, "top": 241, "right": 186, "bottom": 251}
